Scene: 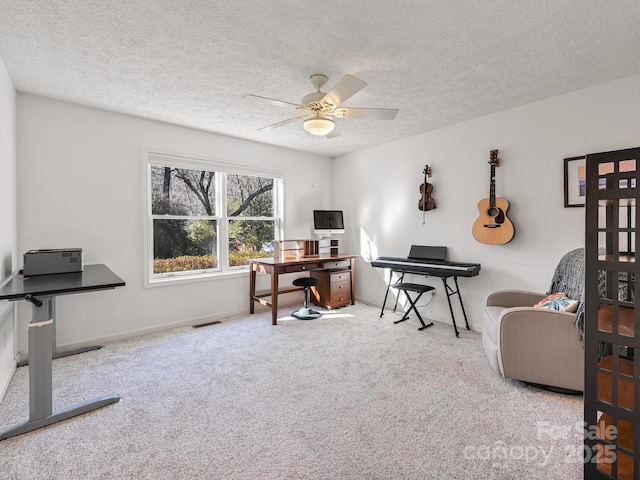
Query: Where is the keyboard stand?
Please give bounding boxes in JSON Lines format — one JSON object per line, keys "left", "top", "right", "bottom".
{"left": 441, "top": 276, "right": 471, "bottom": 337}
{"left": 379, "top": 270, "right": 405, "bottom": 317}
{"left": 379, "top": 268, "right": 471, "bottom": 337}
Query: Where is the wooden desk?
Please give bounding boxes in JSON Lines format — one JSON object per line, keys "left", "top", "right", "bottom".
{"left": 249, "top": 254, "right": 357, "bottom": 325}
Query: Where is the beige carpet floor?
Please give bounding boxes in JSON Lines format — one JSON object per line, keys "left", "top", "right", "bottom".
{"left": 0, "top": 302, "right": 584, "bottom": 479}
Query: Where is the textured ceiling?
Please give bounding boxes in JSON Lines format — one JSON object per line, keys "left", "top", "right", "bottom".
{"left": 1, "top": 1, "right": 640, "bottom": 157}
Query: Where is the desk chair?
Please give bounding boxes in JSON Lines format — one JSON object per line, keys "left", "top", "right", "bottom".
{"left": 392, "top": 282, "right": 435, "bottom": 330}
{"left": 292, "top": 277, "right": 322, "bottom": 320}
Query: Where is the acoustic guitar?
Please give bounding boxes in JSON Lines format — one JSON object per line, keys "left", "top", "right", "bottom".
{"left": 472, "top": 150, "right": 514, "bottom": 245}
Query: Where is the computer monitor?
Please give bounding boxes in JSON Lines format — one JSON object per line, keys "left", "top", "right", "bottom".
{"left": 313, "top": 210, "right": 345, "bottom": 236}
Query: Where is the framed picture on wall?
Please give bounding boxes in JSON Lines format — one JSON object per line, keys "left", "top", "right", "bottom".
{"left": 564, "top": 155, "right": 586, "bottom": 207}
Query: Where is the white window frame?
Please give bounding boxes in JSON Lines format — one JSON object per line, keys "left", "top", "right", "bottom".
{"left": 144, "top": 150, "right": 283, "bottom": 287}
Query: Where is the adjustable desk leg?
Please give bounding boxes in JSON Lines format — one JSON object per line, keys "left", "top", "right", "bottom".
{"left": 29, "top": 298, "right": 54, "bottom": 419}
{"left": 0, "top": 297, "right": 119, "bottom": 441}
{"left": 17, "top": 298, "right": 101, "bottom": 367}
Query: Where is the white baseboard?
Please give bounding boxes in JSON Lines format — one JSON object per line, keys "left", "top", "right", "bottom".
{"left": 17, "top": 295, "right": 474, "bottom": 362}
{"left": 32, "top": 297, "right": 303, "bottom": 358}
{"left": 0, "top": 304, "right": 16, "bottom": 403}
{"left": 0, "top": 357, "right": 16, "bottom": 403}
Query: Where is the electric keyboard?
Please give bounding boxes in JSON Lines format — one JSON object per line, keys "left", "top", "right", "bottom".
{"left": 371, "top": 257, "right": 480, "bottom": 277}
{"left": 371, "top": 245, "right": 481, "bottom": 337}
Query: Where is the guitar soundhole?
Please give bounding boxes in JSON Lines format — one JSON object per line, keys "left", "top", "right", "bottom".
{"left": 485, "top": 206, "right": 505, "bottom": 226}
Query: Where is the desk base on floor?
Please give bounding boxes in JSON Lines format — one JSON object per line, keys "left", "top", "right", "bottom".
{"left": 0, "top": 395, "right": 120, "bottom": 441}
{"left": 0, "top": 295, "right": 121, "bottom": 441}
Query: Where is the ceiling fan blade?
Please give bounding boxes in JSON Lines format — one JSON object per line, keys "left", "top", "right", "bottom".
{"left": 244, "top": 94, "right": 301, "bottom": 109}
{"left": 326, "top": 126, "right": 342, "bottom": 139}
{"left": 321, "top": 75, "right": 367, "bottom": 108}
{"left": 257, "top": 114, "right": 306, "bottom": 132}
{"left": 333, "top": 107, "right": 399, "bottom": 120}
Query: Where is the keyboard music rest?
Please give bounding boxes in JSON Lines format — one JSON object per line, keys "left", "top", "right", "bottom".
{"left": 408, "top": 245, "right": 447, "bottom": 262}
{"left": 371, "top": 248, "right": 481, "bottom": 337}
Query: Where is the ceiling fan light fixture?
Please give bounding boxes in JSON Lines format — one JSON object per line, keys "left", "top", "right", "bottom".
{"left": 247, "top": 73, "right": 398, "bottom": 138}
{"left": 303, "top": 116, "right": 335, "bottom": 136}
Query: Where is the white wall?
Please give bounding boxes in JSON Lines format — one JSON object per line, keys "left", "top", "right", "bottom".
{"left": 334, "top": 74, "right": 640, "bottom": 332}
{"left": 16, "top": 95, "right": 333, "bottom": 355}
{"left": 14, "top": 73, "right": 640, "bottom": 355}
{"left": 0, "top": 57, "right": 17, "bottom": 398}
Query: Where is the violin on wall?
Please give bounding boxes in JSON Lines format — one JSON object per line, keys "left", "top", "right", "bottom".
{"left": 418, "top": 165, "right": 435, "bottom": 223}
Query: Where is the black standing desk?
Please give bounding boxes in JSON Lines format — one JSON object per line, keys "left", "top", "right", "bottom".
{"left": 0, "top": 264, "right": 125, "bottom": 441}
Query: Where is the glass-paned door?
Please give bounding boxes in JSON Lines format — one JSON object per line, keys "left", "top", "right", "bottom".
{"left": 585, "top": 147, "right": 640, "bottom": 480}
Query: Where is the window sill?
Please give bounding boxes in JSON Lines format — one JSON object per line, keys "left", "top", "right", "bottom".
{"left": 145, "top": 268, "right": 248, "bottom": 288}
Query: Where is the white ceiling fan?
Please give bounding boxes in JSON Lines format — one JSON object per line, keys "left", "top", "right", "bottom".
{"left": 245, "top": 74, "right": 399, "bottom": 138}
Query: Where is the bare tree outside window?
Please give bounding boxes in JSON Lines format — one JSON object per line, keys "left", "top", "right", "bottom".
{"left": 227, "top": 174, "right": 274, "bottom": 266}
{"left": 150, "top": 164, "right": 277, "bottom": 275}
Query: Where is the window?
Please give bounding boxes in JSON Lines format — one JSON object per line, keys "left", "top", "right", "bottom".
{"left": 146, "top": 152, "right": 282, "bottom": 284}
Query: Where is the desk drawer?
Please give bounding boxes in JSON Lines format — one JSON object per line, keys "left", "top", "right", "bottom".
{"left": 329, "top": 271, "right": 350, "bottom": 284}
{"left": 310, "top": 270, "right": 352, "bottom": 309}
{"left": 330, "top": 291, "right": 351, "bottom": 308}
{"left": 330, "top": 278, "right": 350, "bottom": 294}
{"left": 320, "top": 259, "right": 351, "bottom": 270}
{"left": 284, "top": 262, "right": 319, "bottom": 273}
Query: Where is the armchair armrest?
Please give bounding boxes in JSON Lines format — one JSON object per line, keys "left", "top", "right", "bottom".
{"left": 497, "top": 307, "right": 584, "bottom": 391}
{"left": 485, "top": 289, "right": 546, "bottom": 308}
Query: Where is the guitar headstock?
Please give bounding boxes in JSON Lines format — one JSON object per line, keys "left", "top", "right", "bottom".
{"left": 423, "top": 164, "right": 432, "bottom": 177}
{"left": 489, "top": 149, "right": 499, "bottom": 167}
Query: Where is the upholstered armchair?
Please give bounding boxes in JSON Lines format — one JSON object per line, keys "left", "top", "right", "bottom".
{"left": 482, "top": 248, "right": 585, "bottom": 392}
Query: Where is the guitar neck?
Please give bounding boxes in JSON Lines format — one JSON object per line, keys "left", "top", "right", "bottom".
{"left": 489, "top": 163, "right": 496, "bottom": 207}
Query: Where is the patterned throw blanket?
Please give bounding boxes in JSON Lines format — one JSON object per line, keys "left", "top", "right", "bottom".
{"left": 546, "top": 248, "right": 586, "bottom": 341}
